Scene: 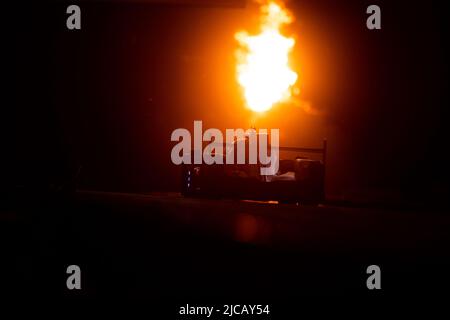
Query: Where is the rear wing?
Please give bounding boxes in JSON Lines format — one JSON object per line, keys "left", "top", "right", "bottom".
{"left": 217, "top": 139, "right": 327, "bottom": 164}
{"left": 279, "top": 139, "right": 328, "bottom": 168}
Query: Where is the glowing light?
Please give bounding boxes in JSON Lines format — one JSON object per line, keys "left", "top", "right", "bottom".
{"left": 235, "top": 1, "right": 298, "bottom": 112}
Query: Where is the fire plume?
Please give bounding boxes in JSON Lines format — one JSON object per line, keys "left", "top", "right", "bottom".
{"left": 235, "top": 1, "right": 298, "bottom": 112}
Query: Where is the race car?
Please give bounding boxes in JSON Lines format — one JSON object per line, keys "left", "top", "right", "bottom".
{"left": 180, "top": 136, "right": 327, "bottom": 205}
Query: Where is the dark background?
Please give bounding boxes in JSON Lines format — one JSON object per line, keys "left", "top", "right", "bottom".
{"left": 9, "top": 0, "right": 450, "bottom": 202}
{"left": 5, "top": 0, "right": 450, "bottom": 303}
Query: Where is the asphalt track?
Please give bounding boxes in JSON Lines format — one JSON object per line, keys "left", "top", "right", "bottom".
{"left": 3, "top": 190, "right": 450, "bottom": 299}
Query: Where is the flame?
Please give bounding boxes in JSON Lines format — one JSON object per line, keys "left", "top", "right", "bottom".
{"left": 235, "top": 1, "right": 298, "bottom": 112}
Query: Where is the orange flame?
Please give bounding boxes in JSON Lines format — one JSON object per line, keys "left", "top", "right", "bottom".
{"left": 235, "top": 1, "right": 298, "bottom": 112}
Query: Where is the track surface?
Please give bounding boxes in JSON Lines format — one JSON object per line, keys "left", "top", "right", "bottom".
{"left": 3, "top": 191, "right": 450, "bottom": 299}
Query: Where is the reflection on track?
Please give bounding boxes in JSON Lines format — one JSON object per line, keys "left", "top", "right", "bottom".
{"left": 77, "top": 190, "right": 450, "bottom": 255}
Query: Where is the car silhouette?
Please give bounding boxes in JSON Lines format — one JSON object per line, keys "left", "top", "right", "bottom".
{"left": 181, "top": 134, "right": 326, "bottom": 205}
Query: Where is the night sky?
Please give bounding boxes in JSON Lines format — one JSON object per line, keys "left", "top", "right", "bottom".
{"left": 10, "top": 0, "right": 450, "bottom": 201}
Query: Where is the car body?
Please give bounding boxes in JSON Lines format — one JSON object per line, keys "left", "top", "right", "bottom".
{"left": 181, "top": 136, "right": 327, "bottom": 205}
